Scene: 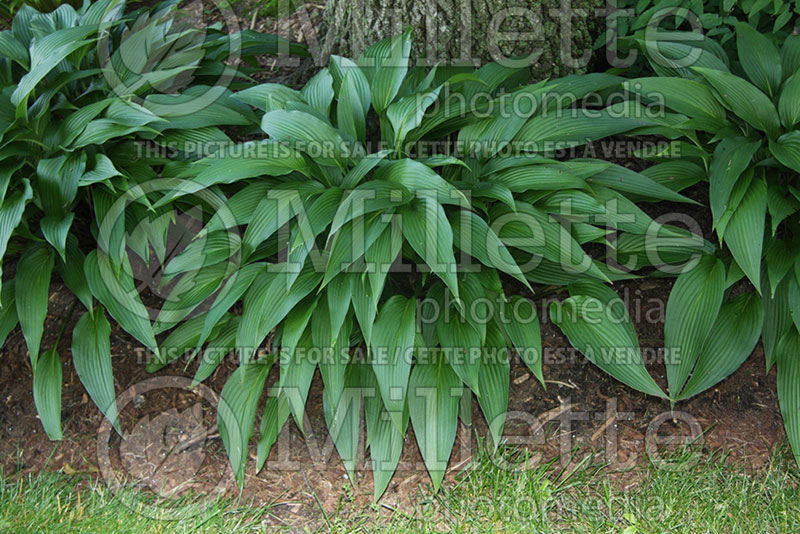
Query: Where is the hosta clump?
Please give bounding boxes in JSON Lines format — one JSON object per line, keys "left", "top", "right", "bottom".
{"left": 611, "top": 22, "right": 800, "bottom": 464}
{"left": 595, "top": 0, "right": 799, "bottom": 73}
{"left": 158, "top": 30, "right": 709, "bottom": 498}
{"left": 0, "top": 0, "right": 302, "bottom": 439}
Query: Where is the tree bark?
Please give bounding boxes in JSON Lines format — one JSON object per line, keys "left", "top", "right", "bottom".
{"left": 319, "top": 0, "right": 606, "bottom": 79}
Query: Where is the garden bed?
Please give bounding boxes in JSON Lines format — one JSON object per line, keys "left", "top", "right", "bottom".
{"left": 0, "top": 274, "right": 784, "bottom": 530}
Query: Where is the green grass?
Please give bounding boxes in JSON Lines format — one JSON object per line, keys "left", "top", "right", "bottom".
{"left": 0, "top": 472, "right": 276, "bottom": 534}
{"left": 2, "top": 446, "right": 799, "bottom": 533}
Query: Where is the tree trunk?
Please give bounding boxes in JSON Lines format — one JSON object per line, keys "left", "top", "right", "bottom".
{"left": 318, "top": 0, "right": 605, "bottom": 79}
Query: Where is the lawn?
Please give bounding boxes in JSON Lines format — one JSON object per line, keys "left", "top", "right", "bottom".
{"left": 3, "top": 446, "right": 799, "bottom": 533}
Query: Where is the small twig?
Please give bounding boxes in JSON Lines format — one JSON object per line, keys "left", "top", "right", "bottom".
{"left": 590, "top": 415, "right": 616, "bottom": 443}
{"left": 545, "top": 379, "right": 579, "bottom": 390}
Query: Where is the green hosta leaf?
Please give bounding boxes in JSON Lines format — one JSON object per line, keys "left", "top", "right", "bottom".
{"left": 12, "top": 37, "right": 94, "bottom": 114}
{"left": 387, "top": 85, "right": 442, "bottom": 148}
{"left": 723, "top": 178, "right": 766, "bottom": 289}
{"left": 452, "top": 273, "right": 488, "bottom": 343}
{"left": 72, "top": 310, "right": 119, "bottom": 432}
{"left": 664, "top": 255, "right": 726, "bottom": 397}
{"left": 261, "top": 109, "right": 349, "bottom": 169}
{"left": 85, "top": 251, "right": 158, "bottom": 357}
{"left": 72, "top": 120, "right": 153, "bottom": 148}
{"left": 278, "top": 296, "right": 317, "bottom": 388}
{"left": 201, "top": 183, "right": 272, "bottom": 235}
{"left": 0, "top": 281, "right": 18, "bottom": 348}
{"left": 154, "top": 142, "right": 307, "bottom": 206}
{"left": 328, "top": 180, "right": 409, "bottom": 238}
{"left": 514, "top": 108, "right": 652, "bottom": 150}
{"left": 778, "top": 74, "right": 800, "bottom": 129}
{"left": 709, "top": 137, "right": 761, "bottom": 228}
{"left": 36, "top": 155, "right": 83, "bottom": 217}
{"left": 379, "top": 158, "right": 467, "bottom": 206}
{"left": 766, "top": 239, "right": 797, "bottom": 294}
{"left": 330, "top": 56, "right": 371, "bottom": 115}
{"left": 192, "top": 317, "right": 239, "bottom": 386}
{"left": 763, "top": 275, "right": 793, "bottom": 371}
{"left": 152, "top": 264, "right": 228, "bottom": 335}
{"left": 494, "top": 203, "right": 607, "bottom": 282}
{"left": 736, "top": 22, "right": 782, "bottom": 97}
{"left": 370, "top": 295, "right": 416, "bottom": 431}
{"left": 770, "top": 131, "right": 800, "bottom": 173}
{"left": 352, "top": 277, "right": 378, "bottom": 345}
{"left": 501, "top": 296, "right": 542, "bottom": 384}
{"left": 408, "top": 357, "right": 461, "bottom": 492}
{"left": 41, "top": 213, "right": 74, "bottom": 260}
{"left": 280, "top": 329, "right": 317, "bottom": 434}
{"left": 361, "top": 30, "right": 412, "bottom": 115}
{"left": 437, "top": 310, "right": 482, "bottom": 395}
{"left": 0, "top": 179, "right": 33, "bottom": 292}
{"left": 753, "top": 185, "right": 782, "bottom": 247}
{"left": 323, "top": 361, "right": 362, "bottom": 479}
{"left": 149, "top": 314, "right": 223, "bottom": 372}
{"left": 477, "top": 324, "right": 510, "bottom": 451}
{"left": 237, "top": 265, "right": 322, "bottom": 363}
{"left": 218, "top": 361, "right": 271, "bottom": 487}
{"left": 198, "top": 263, "right": 266, "bottom": 351}
{"left": 624, "top": 77, "right": 727, "bottom": 123}
{"left": 241, "top": 188, "right": 304, "bottom": 261}
{"left": 678, "top": 292, "right": 763, "bottom": 399}
{"left": 642, "top": 161, "right": 705, "bottom": 193}
{"left": 286, "top": 188, "right": 343, "bottom": 275}
{"left": 256, "top": 390, "right": 290, "bottom": 472}
{"left": 58, "top": 236, "right": 92, "bottom": 314}
{"left": 402, "top": 197, "right": 459, "bottom": 298}
{"left": 341, "top": 150, "right": 393, "bottom": 189}
{"left": 163, "top": 230, "right": 240, "bottom": 276}
{"left": 776, "top": 328, "right": 800, "bottom": 466}
{"left": 362, "top": 362, "right": 407, "bottom": 501}
{"left": 451, "top": 210, "right": 530, "bottom": 290}
{"left": 586, "top": 163, "right": 696, "bottom": 204}
{"left": 234, "top": 83, "right": 304, "bottom": 111}
{"left": 337, "top": 69, "right": 368, "bottom": 143}
{"left": 365, "top": 226, "right": 402, "bottom": 306}
{"left": 781, "top": 34, "right": 800, "bottom": 78}
{"left": 15, "top": 243, "right": 54, "bottom": 365}
{"left": 693, "top": 67, "right": 781, "bottom": 138}
{"left": 322, "top": 213, "right": 389, "bottom": 286}
{"left": 314, "top": 305, "right": 344, "bottom": 403}
{"left": 0, "top": 31, "right": 29, "bottom": 68}
{"left": 638, "top": 36, "right": 730, "bottom": 79}
{"left": 456, "top": 80, "right": 549, "bottom": 158}
{"left": 33, "top": 348, "right": 62, "bottom": 441}
{"left": 490, "top": 165, "right": 587, "bottom": 194}
{"left": 551, "top": 285, "right": 665, "bottom": 398}
{"left": 300, "top": 68, "right": 334, "bottom": 117}
{"left": 790, "top": 277, "right": 800, "bottom": 334}
{"left": 327, "top": 276, "right": 354, "bottom": 344}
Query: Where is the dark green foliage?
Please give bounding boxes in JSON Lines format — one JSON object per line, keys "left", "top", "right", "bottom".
{"left": 615, "top": 21, "right": 800, "bottom": 465}
{"left": 0, "top": 0, "right": 303, "bottom": 466}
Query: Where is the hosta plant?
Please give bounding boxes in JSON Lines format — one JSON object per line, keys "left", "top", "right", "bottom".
{"left": 604, "top": 22, "right": 800, "bottom": 464}
{"left": 595, "top": 0, "right": 799, "bottom": 74}
{"left": 145, "top": 31, "right": 712, "bottom": 498}
{"left": 0, "top": 0, "right": 303, "bottom": 439}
